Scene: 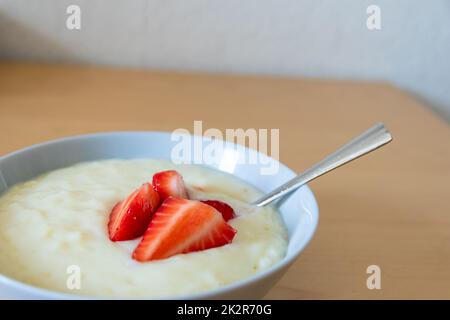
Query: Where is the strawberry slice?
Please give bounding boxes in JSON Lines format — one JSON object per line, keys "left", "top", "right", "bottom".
{"left": 108, "top": 183, "right": 160, "bottom": 241}
{"left": 152, "top": 170, "right": 189, "bottom": 200}
{"left": 132, "top": 197, "right": 236, "bottom": 262}
{"left": 200, "top": 200, "right": 236, "bottom": 221}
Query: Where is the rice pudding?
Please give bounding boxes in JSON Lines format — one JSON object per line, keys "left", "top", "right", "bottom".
{"left": 0, "top": 159, "right": 288, "bottom": 297}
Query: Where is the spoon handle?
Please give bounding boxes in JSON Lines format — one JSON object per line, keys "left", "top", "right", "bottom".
{"left": 253, "top": 123, "right": 393, "bottom": 207}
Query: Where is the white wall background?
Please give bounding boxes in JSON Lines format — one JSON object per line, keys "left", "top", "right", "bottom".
{"left": 1, "top": 0, "right": 449, "bottom": 120}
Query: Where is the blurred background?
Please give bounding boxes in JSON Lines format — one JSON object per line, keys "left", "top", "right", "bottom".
{"left": 0, "top": 0, "right": 449, "bottom": 121}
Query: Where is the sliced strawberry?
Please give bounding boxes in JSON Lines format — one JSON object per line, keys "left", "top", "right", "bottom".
{"left": 108, "top": 183, "right": 160, "bottom": 241}
{"left": 152, "top": 170, "right": 189, "bottom": 200}
{"left": 200, "top": 200, "right": 236, "bottom": 221}
{"left": 132, "top": 197, "right": 236, "bottom": 262}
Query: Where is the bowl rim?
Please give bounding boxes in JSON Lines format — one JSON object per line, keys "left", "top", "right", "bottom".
{"left": 0, "top": 131, "right": 319, "bottom": 299}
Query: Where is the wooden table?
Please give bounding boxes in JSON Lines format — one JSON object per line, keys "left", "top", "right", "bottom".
{"left": 1, "top": 62, "right": 449, "bottom": 299}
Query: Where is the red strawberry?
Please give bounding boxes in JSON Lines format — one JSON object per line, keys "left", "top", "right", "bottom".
{"left": 108, "top": 183, "right": 160, "bottom": 241}
{"left": 152, "top": 170, "right": 189, "bottom": 200}
{"left": 200, "top": 200, "right": 236, "bottom": 221}
{"left": 132, "top": 197, "right": 236, "bottom": 262}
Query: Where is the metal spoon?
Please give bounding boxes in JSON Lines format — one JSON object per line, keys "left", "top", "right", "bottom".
{"left": 253, "top": 123, "right": 393, "bottom": 207}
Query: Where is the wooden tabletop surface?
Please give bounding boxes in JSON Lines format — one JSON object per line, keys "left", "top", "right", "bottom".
{"left": 0, "top": 62, "right": 449, "bottom": 299}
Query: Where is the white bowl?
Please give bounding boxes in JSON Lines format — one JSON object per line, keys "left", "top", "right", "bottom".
{"left": 0, "top": 131, "right": 318, "bottom": 299}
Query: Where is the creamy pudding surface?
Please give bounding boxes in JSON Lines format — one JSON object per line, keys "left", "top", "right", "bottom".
{"left": 0, "top": 159, "right": 288, "bottom": 297}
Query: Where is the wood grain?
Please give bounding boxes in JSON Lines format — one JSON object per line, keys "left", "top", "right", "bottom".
{"left": 1, "top": 62, "right": 449, "bottom": 299}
